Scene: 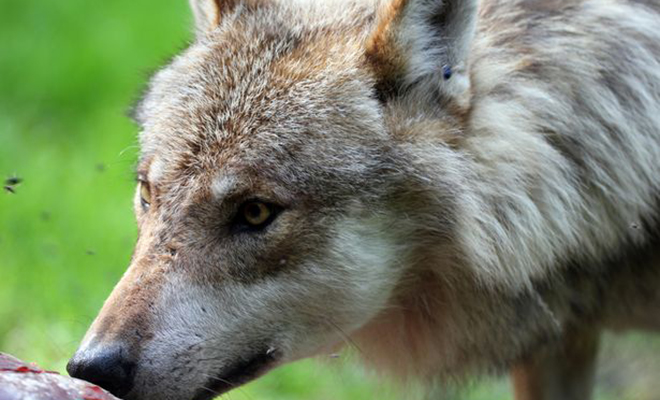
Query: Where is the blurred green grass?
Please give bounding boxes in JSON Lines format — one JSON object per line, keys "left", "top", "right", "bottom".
{"left": 0, "top": 1, "right": 657, "bottom": 399}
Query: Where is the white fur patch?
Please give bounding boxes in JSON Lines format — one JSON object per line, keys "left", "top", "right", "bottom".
{"left": 210, "top": 174, "right": 237, "bottom": 200}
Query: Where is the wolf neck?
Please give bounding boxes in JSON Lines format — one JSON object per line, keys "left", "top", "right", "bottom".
{"left": 446, "top": 126, "right": 584, "bottom": 290}
{"left": 393, "top": 107, "right": 654, "bottom": 293}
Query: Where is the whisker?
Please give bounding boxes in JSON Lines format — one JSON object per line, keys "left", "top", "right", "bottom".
{"left": 200, "top": 372, "right": 258, "bottom": 400}
{"left": 199, "top": 384, "right": 222, "bottom": 398}
{"left": 118, "top": 144, "right": 139, "bottom": 158}
{"left": 323, "top": 318, "right": 371, "bottom": 364}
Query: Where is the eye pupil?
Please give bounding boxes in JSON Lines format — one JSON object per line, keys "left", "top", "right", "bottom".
{"left": 243, "top": 202, "right": 271, "bottom": 226}
{"left": 246, "top": 204, "right": 261, "bottom": 218}
{"left": 233, "top": 201, "right": 281, "bottom": 233}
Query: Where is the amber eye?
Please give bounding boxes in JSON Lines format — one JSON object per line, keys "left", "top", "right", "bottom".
{"left": 243, "top": 201, "right": 271, "bottom": 226}
{"left": 139, "top": 180, "right": 152, "bottom": 209}
{"left": 232, "top": 201, "right": 282, "bottom": 233}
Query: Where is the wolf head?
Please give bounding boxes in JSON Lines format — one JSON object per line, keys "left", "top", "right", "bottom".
{"left": 67, "top": 0, "right": 479, "bottom": 399}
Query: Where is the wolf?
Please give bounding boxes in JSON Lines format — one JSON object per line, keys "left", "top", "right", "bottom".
{"left": 67, "top": 0, "right": 660, "bottom": 399}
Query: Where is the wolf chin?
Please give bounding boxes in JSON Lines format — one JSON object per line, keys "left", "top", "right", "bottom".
{"left": 67, "top": 0, "right": 660, "bottom": 399}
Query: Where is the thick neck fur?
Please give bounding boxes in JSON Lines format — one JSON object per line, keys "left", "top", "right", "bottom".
{"left": 350, "top": 0, "right": 660, "bottom": 380}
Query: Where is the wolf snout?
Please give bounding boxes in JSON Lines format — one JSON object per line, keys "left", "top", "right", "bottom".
{"left": 67, "top": 342, "right": 136, "bottom": 398}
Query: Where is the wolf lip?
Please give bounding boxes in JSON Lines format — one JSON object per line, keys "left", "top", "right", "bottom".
{"left": 191, "top": 349, "right": 279, "bottom": 400}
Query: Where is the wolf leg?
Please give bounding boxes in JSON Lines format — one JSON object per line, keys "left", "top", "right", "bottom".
{"left": 510, "top": 327, "right": 600, "bottom": 400}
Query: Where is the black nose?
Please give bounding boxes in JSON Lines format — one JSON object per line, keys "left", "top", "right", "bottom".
{"left": 67, "top": 344, "right": 136, "bottom": 398}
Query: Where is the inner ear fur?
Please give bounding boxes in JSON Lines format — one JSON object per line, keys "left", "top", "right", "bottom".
{"left": 366, "top": 0, "right": 478, "bottom": 105}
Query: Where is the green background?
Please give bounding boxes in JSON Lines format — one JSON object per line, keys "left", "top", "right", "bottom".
{"left": 0, "top": 0, "right": 657, "bottom": 399}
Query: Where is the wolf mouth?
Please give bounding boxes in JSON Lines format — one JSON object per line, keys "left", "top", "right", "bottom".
{"left": 191, "top": 348, "right": 279, "bottom": 400}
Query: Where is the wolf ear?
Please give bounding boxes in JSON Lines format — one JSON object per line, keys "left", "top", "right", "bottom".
{"left": 366, "top": 0, "right": 478, "bottom": 106}
{"left": 189, "top": 0, "right": 226, "bottom": 34}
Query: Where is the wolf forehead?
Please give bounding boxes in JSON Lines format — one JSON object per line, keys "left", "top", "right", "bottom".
{"left": 132, "top": 2, "right": 386, "bottom": 183}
